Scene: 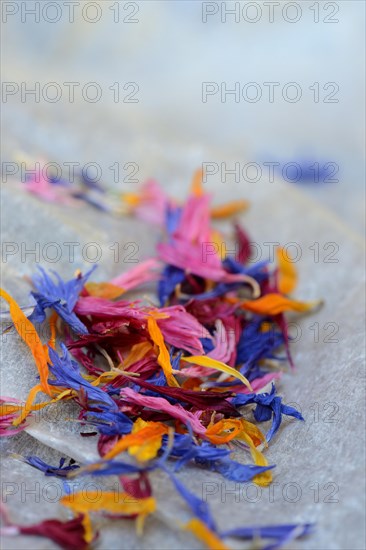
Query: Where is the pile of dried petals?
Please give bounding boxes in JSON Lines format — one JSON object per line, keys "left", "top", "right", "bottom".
{"left": 0, "top": 170, "right": 320, "bottom": 550}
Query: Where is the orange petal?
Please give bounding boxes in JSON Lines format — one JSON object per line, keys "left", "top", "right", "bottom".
{"left": 147, "top": 316, "right": 179, "bottom": 387}
{"left": 185, "top": 519, "right": 230, "bottom": 550}
{"left": 210, "top": 199, "right": 249, "bottom": 219}
{"left": 0, "top": 289, "right": 51, "bottom": 395}
{"left": 122, "top": 192, "right": 141, "bottom": 207}
{"left": 48, "top": 311, "right": 58, "bottom": 349}
{"left": 104, "top": 421, "right": 168, "bottom": 460}
{"left": 190, "top": 168, "right": 204, "bottom": 197}
{"left": 277, "top": 247, "right": 297, "bottom": 295}
{"left": 85, "top": 282, "right": 125, "bottom": 299}
{"left": 242, "top": 293, "right": 321, "bottom": 315}
{"left": 206, "top": 418, "right": 242, "bottom": 444}
{"left": 128, "top": 419, "right": 167, "bottom": 461}
{"left": 12, "top": 384, "right": 43, "bottom": 427}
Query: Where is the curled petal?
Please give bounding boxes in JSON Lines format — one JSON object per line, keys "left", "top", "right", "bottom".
{"left": 182, "top": 356, "right": 252, "bottom": 390}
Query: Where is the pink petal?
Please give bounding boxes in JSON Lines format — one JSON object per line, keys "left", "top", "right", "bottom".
{"left": 110, "top": 259, "right": 161, "bottom": 290}
{"left": 157, "top": 305, "right": 211, "bottom": 355}
{"left": 157, "top": 239, "right": 247, "bottom": 283}
{"left": 174, "top": 194, "right": 212, "bottom": 244}
{"left": 120, "top": 387, "right": 206, "bottom": 436}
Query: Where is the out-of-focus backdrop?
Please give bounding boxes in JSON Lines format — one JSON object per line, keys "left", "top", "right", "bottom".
{"left": 2, "top": 0, "right": 365, "bottom": 233}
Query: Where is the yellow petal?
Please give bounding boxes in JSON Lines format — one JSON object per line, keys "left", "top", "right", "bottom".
{"left": 6, "top": 389, "right": 73, "bottom": 426}
{"left": 185, "top": 519, "right": 230, "bottom": 550}
{"left": 104, "top": 421, "right": 168, "bottom": 460}
{"left": 88, "top": 371, "right": 121, "bottom": 385}
{"left": 61, "top": 491, "right": 156, "bottom": 543}
{"left": 123, "top": 341, "right": 153, "bottom": 369}
{"left": 277, "top": 247, "right": 297, "bottom": 295}
{"left": 240, "top": 418, "right": 266, "bottom": 446}
{"left": 129, "top": 436, "right": 164, "bottom": 462}
{"left": 12, "top": 386, "right": 75, "bottom": 427}
{"left": 182, "top": 356, "right": 252, "bottom": 390}
{"left": 239, "top": 420, "right": 272, "bottom": 487}
{"left": 128, "top": 418, "right": 167, "bottom": 461}
{"left": 209, "top": 229, "right": 225, "bottom": 261}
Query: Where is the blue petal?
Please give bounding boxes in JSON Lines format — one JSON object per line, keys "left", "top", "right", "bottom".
{"left": 165, "top": 468, "right": 217, "bottom": 531}
{"left": 29, "top": 266, "right": 96, "bottom": 334}
{"left": 23, "top": 456, "right": 80, "bottom": 478}
{"left": 236, "top": 318, "right": 284, "bottom": 366}
{"left": 221, "top": 523, "right": 315, "bottom": 550}
{"left": 48, "top": 344, "right": 133, "bottom": 436}
{"left": 264, "top": 397, "right": 283, "bottom": 442}
{"left": 232, "top": 385, "right": 303, "bottom": 443}
{"left": 79, "top": 460, "right": 145, "bottom": 476}
{"left": 223, "top": 257, "right": 270, "bottom": 283}
{"left": 200, "top": 337, "right": 215, "bottom": 353}
{"left": 215, "top": 460, "right": 275, "bottom": 483}
{"left": 253, "top": 403, "right": 273, "bottom": 423}
{"left": 165, "top": 204, "right": 182, "bottom": 236}
{"left": 158, "top": 265, "right": 185, "bottom": 306}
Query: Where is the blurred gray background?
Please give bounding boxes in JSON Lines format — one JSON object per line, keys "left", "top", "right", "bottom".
{"left": 1, "top": 0, "right": 365, "bottom": 234}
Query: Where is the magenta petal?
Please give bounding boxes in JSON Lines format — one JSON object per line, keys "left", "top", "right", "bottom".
{"left": 120, "top": 387, "right": 206, "bottom": 436}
